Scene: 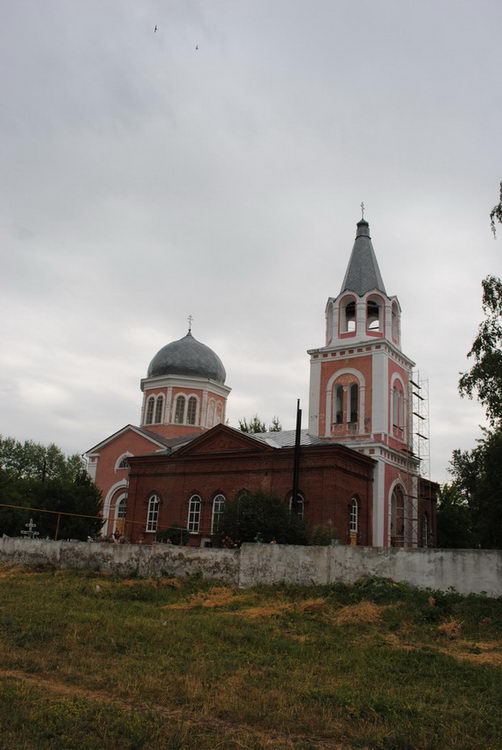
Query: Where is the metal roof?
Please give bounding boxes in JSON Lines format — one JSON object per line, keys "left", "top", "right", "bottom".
{"left": 249, "top": 429, "right": 328, "bottom": 448}
{"left": 147, "top": 331, "right": 226, "bottom": 383}
{"left": 340, "top": 219, "right": 387, "bottom": 296}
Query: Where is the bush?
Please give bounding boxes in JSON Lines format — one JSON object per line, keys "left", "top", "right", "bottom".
{"left": 217, "top": 490, "right": 307, "bottom": 545}
{"left": 156, "top": 526, "right": 189, "bottom": 545}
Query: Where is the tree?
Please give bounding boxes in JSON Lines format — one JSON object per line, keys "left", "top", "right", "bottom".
{"left": 448, "top": 430, "right": 502, "bottom": 549}
{"left": 0, "top": 437, "right": 102, "bottom": 540}
{"left": 458, "top": 275, "right": 502, "bottom": 429}
{"left": 490, "top": 181, "right": 502, "bottom": 237}
{"left": 436, "top": 483, "right": 474, "bottom": 548}
{"left": 0, "top": 436, "right": 85, "bottom": 482}
{"left": 238, "top": 415, "right": 282, "bottom": 433}
{"left": 239, "top": 415, "right": 266, "bottom": 433}
{"left": 269, "top": 417, "right": 282, "bottom": 432}
{"left": 217, "top": 490, "right": 307, "bottom": 545}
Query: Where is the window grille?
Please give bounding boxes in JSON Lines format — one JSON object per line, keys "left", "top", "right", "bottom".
{"left": 211, "top": 494, "right": 225, "bottom": 533}
{"left": 174, "top": 396, "right": 186, "bottom": 424}
{"left": 188, "top": 495, "right": 201, "bottom": 533}
{"left": 145, "top": 396, "right": 155, "bottom": 425}
{"left": 155, "top": 395, "right": 164, "bottom": 424}
{"left": 146, "top": 494, "right": 160, "bottom": 532}
{"left": 187, "top": 396, "right": 197, "bottom": 425}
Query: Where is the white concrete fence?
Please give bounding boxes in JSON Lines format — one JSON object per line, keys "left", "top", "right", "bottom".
{"left": 0, "top": 537, "right": 501, "bottom": 597}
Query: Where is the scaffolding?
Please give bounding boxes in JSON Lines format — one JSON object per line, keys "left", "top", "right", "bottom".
{"left": 401, "top": 372, "right": 430, "bottom": 547}
{"left": 410, "top": 372, "right": 430, "bottom": 480}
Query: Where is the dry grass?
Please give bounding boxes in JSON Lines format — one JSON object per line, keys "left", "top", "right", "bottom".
{"left": 438, "top": 618, "right": 463, "bottom": 639}
{"left": 1, "top": 567, "right": 502, "bottom": 749}
{"left": 163, "top": 585, "right": 252, "bottom": 610}
{"left": 327, "top": 600, "right": 390, "bottom": 625}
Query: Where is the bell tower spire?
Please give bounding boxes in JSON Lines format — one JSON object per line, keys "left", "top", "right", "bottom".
{"left": 307, "top": 215, "right": 421, "bottom": 548}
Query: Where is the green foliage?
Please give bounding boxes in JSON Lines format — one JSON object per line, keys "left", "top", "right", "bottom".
{"left": 0, "top": 435, "right": 85, "bottom": 482}
{"left": 238, "top": 415, "right": 267, "bottom": 433}
{"left": 1, "top": 568, "right": 502, "bottom": 749}
{"left": 308, "top": 524, "right": 338, "bottom": 545}
{"left": 458, "top": 275, "right": 502, "bottom": 429}
{"left": 449, "top": 430, "right": 502, "bottom": 549}
{"left": 217, "top": 490, "right": 307, "bottom": 545}
{"left": 0, "top": 437, "right": 102, "bottom": 540}
{"left": 437, "top": 483, "right": 474, "bottom": 548}
{"left": 238, "top": 415, "right": 283, "bottom": 433}
{"left": 269, "top": 416, "right": 282, "bottom": 432}
{"left": 490, "top": 180, "right": 502, "bottom": 237}
{"left": 156, "top": 525, "right": 189, "bottom": 545}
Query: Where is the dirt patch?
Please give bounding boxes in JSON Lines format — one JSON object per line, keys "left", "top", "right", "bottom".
{"left": 327, "top": 601, "right": 389, "bottom": 625}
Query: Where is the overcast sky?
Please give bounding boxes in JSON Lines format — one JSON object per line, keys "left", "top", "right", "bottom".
{"left": 1, "top": 0, "right": 500, "bottom": 483}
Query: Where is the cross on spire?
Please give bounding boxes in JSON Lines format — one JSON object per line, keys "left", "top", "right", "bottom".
{"left": 187, "top": 314, "right": 193, "bottom": 333}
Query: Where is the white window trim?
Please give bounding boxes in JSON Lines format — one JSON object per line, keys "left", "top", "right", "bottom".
{"left": 325, "top": 368, "right": 366, "bottom": 437}
{"left": 211, "top": 494, "right": 225, "bottom": 533}
{"left": 187, "top": 494, "right": 202, "bottom": 533}
{"left": 114, "top": 452, "right": 133, "bottom": 472}
{"left": 146, "top": 494, "right": 160, "bottom": 533}
{"left": 145, "top": 395, "right": 156, "bottom": 425}
{"left": 114, "top": 493, "right": 128, "bottom": 533}
{"left": 350, "top": 497, "right": 359, "bottom": 534}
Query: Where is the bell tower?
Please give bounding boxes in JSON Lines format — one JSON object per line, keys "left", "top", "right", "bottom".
{"left": 308, "top": 216, "right": 421, "bottom": 547}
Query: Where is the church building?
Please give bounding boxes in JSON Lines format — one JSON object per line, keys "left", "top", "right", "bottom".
{"left": 85, "top": 217, "right": 437, "bottom": 548}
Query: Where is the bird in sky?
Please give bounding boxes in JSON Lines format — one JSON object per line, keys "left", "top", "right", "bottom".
{"left": 154, "top": 25, "right": 158, "bottom": 32}
{"left": 195, "top": 44, "right": 199, "bottom": 50}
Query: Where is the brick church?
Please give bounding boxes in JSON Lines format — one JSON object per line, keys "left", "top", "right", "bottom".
{"left": 85, "top": 217, "right": 437, "bottom": 547}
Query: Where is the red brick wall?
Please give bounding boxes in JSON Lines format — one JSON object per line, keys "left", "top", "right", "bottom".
{"left": 126, "top": 443, "right": 375, "bottom": 546}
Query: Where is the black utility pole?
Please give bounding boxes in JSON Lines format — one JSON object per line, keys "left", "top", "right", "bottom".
{"left": 291, "top": 399, "right": 302, "bottom": 515}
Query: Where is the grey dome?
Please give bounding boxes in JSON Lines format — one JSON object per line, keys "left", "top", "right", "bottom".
{"left": 147, "top": 332, "right": 226, "bottom": 383}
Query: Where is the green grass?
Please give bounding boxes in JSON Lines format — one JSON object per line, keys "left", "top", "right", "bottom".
{"left": 0, "top": 565, "right": 501, "bottom": 749}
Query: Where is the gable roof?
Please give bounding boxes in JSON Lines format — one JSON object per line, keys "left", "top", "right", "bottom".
{"left": 340, "top": 219, "right": 387, "bottom": 296}
{"left": 172, "top": 423, "right": 275, "bottom": 457}
{"left": 84, "top": 425, "right": 197, "bottom": 456}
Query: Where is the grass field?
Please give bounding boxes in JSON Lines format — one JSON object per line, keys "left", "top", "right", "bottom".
{"left": 0, "top": 563, "right": 501, "bottom": 749}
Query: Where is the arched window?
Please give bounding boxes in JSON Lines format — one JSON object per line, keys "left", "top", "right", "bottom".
{"left": 117, "top": 455, "right": 130, "bottom": 469}
{"left": 335, "top": 385, "right": 344, "bottom": 424}
{"left": 392, "top": 382, "right": 405, "bottom": 434}
{"left": 211, "top": 494, "right": 225, "bottom": 533}
{"left": 367, "top": 298, "right": 381, "bottom": 331}
{"left": 349, "top": 383, "right": 359, "bottom": 423}
{"left": 289, "top": 492, "right": 305, "bottom": 519}
{"left": 350, "top": 497, "right": 359, "bottom": 533}
{"left": 117, "top": 496, "right": 127, "bottom": 520}
{"left": 174, "top": 395, "right": 186, "bottom": 424}
{"left": 390, "top": 486, "right": 405, "bottom": 547}
{"left": 146, "top": 494, "right": 160, "bottom": 533}
{"left": 187, "top": 396, "right": 197, "bottom": 425}
{"left": 339, "top": 296, "right": 357, "bottom": 335}
{"left": 145, "top": 396, "right": 155, "bottom": 425}
{"left": 188, "top": 494, "right": 201, "bottom": 533}
{"left": 344, "top": 300, "right": 356, "bottom": 332}
{"left": 154, "top": 395, "right": 164, "bottom": 424}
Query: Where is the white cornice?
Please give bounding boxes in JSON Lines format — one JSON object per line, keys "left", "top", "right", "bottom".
{"left": 140, "top": 374, "right": 231, "bottom": 398}
{"left": 307, "top": 339, "right": 415, "bottom": 368}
